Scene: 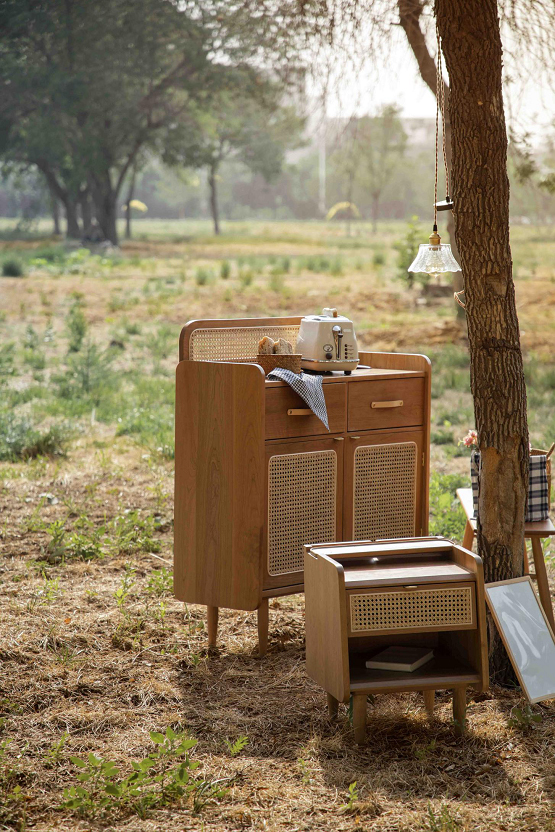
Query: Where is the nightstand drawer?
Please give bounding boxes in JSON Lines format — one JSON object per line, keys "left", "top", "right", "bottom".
{"left": 265, "top": 383, "right": 346, "bottom": 440}
{"left": 346, "top": 582, "right": 476, "bottom": 637}
{"left": 348, "top": 378, "right": 425, "bottom": 432}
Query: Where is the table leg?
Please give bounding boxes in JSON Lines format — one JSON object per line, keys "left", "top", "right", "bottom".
{"left": 531, "top": 537, "right": 555, "bottom": 631}
{"left": 258, "top": 598, "right": 269, "bottom": 657}
{"left": 523, "top": 541, "right": 530, "bottom": 575}
{"left": 452, "top": 687, "right": 467, "bottom": 736}
{"left": 462, "top": 520, "right": 474, "bottom": 552}
{"left": 207, "top": 605, "right": 219, "bottom": 647}
{"left": 352, "top": 694, "right": 367, "bottom": 744}
{"left": 327, "top": 692, "right": 339, "bottom": 718}
{"left": 423, "top": 689, "right": 435, "bottom": 718}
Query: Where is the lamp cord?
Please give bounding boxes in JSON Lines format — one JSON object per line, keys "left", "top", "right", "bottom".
{"left": 434, "top": 29, "right": 450, "bottom": 230}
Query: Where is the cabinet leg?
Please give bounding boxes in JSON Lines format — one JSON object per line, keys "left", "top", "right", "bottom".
{"left": 207, "top": 606, "right": 219, "bottom": 647}
{"left": 257, "top": 598, "right": 269, "bottom": 657}
{"left": 452, "top": 687, "right": 467, "bottom": 736}
{"left": 531, "top": 537, "right": 555, "bottom": 631}
{"left": 423, "top": 689, "right": 435, "bottom": 718}
{"left": 352, "top": 694, "right": 367, "bottom": 744}
{"left": 462, "top": 520, "right": 474, "bottom": 552}
{"left": 327, "top": 692, "right": 339, "bottom": 718}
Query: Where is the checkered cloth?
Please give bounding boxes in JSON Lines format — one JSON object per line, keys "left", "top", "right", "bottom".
{"left": 471, "top": 451, "right": 549, "bottom": 522}
{"left": 267, "top": 368, "right": 329, "bottom": 430}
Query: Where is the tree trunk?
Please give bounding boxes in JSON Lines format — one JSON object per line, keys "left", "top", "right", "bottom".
{"left": 436, "top": 0, "right": 529, "bottom": 680}
{"left": 208, "top": 163, "right": 220, "bottom": 235}
{"left": 80, "top": 191, "right": 93, "bottom": 236}
{"left": 51, "top": 195, "right": 60, "bottom": 235}
{"left": 91, "top": 182, "right": 118, "bottom": 245}
{"left": 371, "top": 196, "right": 379, "bottom": 233}
{"left": 125, "top": 168, "right": 136, "bottom": 240}
{"left": 64, "top": 196, "right": 81, "bottom": 239}
{"left": 398, "top": 0, "right": 464, "bottom": 319}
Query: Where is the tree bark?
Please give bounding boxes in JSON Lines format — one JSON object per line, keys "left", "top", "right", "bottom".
{"left": 80, "top": 191, "right": 93, "bottom": 236}
{"left": 208, "top": 162, "right": 220, "bottom": 235}
{"left": 124, "top": 169, "right": 136, "bottom": 241}
{"left": 90, "top": 177, "right": 118, "bottom": 245}
{"left": 51, "top": 195, "right": 60, "bottom": 235}
{"left": 435, "top": 0, "right": 529, "bottom": 680}
{"left": 398, "top": 0, "right": 464, "bottom": 318}
{"left": 64, "top": 196, "right": 81, "bottom": 239}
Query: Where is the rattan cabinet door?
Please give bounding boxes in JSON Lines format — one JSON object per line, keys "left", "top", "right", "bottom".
{"left": 263, "top": 437, "right": 344, "bottom": 591}
{"left": 343, "top": 429, "right": 424, "bottom": 542}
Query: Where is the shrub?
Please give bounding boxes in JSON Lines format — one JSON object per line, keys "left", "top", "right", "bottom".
{"left": 220, "top": 260, "right": 231, "bottom": 279}
{"left": 195, "top": 268, "right": 211, "bottom": 286}
{"left": 0, "top": 412, "right": 68, "bottom": 461}
{"left": 2, "top": 259, "right": 24, "bottom": 277}
{"left": 66, "top": 299, "right": 88, "bottom": 352}
{"left": 372, "top": 251, "right": 386, "bottom": 267}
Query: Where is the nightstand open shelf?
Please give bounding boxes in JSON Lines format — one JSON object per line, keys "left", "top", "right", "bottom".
{"left": 304, "top": 537, "right": 488, "bottom": 743}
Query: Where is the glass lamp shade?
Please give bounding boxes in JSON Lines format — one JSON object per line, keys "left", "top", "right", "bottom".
{"left": 408, "top": 242, "right": 461, "bottom": 274}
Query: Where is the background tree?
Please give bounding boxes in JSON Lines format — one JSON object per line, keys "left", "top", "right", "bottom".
{"left": 435, "top": 0, "right": 529, "bottom": 678}
{"left": 0, "top": 0, "right": 304, "bottom": 244}
{"left": 356, "top": 106, "right": 407, "bottom": 231}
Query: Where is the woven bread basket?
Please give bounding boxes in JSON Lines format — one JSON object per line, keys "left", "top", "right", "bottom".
{"left": 256, "top": 353, "right": 302, "bottom": 376}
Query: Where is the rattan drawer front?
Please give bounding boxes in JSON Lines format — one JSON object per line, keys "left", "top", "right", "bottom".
{"left": 347, "top": 582, "right": 476, "bottom": 636}
{"left": 265, "top": 383, "right": 346, "bottom": 440}
{"left": 268, "top": 448, "right": 337, "bottom": 576}
{"left": 348, "top": 378, "right": 425, "bottom": 432}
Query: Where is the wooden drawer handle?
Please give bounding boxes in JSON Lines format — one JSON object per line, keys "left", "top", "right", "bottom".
{"left": 287, "top": 408, "right": 312, "bottom": 416}
{"left": 404, "top": 585, "right": 418, "bottom": 590}
{"left": 371, "top": 400, "right": 403, "bottom": 409}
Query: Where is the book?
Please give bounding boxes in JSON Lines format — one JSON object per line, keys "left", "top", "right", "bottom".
{"left": 365, "top": 646, "right": 434, "bottom": 673}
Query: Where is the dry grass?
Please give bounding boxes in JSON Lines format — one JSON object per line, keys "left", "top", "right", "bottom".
{"left": 0, "top": 219, "right": 555, "bottom": 830}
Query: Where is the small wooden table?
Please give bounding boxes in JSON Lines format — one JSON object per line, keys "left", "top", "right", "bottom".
{"left": 304, "top": 537, "right": 488, "bottom": 744}
{"left": 457, "top": 487, "right": 555, "bottom": 630}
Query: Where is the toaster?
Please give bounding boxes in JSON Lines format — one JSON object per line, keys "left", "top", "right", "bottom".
{"left": 296, "top": 308, "right": 359, "bottom": 374}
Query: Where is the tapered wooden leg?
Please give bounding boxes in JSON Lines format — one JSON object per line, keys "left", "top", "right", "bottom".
{"left": 352, "top": 694, "right": 367, "bottom": 744}
{"left": 423, "top": 689, "right": 435, "bottom": 717}
{"left": 327, "top": 692, "right": 339, "bottom": 718}
{"left": 257, "top": 598, "right": 269, "bottom": 657}
{"left": 531, "top": 537, "right": 555, "bottom": 630}
{"left": 523, "top": 541, "right": 530, "bottom": 576}
{"left": 462, "top": 520, "right": 474, "bottom": 552}
{"left": 452, "top": 687, "right": 467, "bottom": 735}
{"left": 207, "top": 605, "right": 219, "bottom": 647}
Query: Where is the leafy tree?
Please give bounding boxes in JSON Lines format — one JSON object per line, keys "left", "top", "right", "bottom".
{"left": 0, "top": 0, "right": 304, "bottom": 243}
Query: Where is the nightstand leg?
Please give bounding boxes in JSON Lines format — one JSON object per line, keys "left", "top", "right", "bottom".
{"left": 207, "top": 605, "right": 219, "bottom": 647}
{"left": 462, "top": 520, "right": 474, "bottom": 551}
{"left": 258, "top": 598, "right": 269, "bottom": 657}
{"left": 327, "top": 692, "right": 339, "bottom": 718}
{"left": 352, "top": 694, "right": 366, "bottom": 744}
{"left": 423, "top": 689, "right": 435, "bottom": 717}
{"left": 452, "top": 687, "right": 467, "bottom": 735}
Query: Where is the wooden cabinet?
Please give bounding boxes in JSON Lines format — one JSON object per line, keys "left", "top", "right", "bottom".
{"left": 304, "top": 538, "right": 489, "bottom": 743}
{"left": 174, "top": 318, "right": 432, "bottom": 654}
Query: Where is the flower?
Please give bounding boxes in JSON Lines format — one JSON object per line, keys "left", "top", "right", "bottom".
{"left": 460, "top": 429, "right": 478, "bottom": 447}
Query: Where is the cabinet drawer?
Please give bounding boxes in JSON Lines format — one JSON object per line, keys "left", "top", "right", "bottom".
{"left": 348, "top": 378, "right": 425, "bottom": 432}
{"left": 346, "top": 582, "right": 476, "bottom": 637}
{"left": 265, "top": 383, "right": 346, "bottom": 440}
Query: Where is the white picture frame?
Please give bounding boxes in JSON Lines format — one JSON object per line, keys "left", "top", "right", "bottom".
{"left": 485, "top": 576, "right": 555, "bottom": 704}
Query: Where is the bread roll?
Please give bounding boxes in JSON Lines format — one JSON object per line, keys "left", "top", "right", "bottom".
{"left": 273, "top": 338, "right": 293, "bottom": 355}
{"left": 258, "top": 336, "right": 275, "bottom": 354}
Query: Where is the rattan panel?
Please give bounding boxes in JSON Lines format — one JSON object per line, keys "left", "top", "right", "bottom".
{"left": 189, "top": 325, "right": 300, "bottom": 362}
{"left": 353, "top": 442, "right": 417, "bottom": 540}
{"left": 268, "top": 449, "right": 337, "bottom": 576}
{"left": 350, "top": 586, "right": 474, "bottom": 633}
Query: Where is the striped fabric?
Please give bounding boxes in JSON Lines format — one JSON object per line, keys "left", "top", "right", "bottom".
{"left": 471, "top": 451, "right": 549, "bottom": 522}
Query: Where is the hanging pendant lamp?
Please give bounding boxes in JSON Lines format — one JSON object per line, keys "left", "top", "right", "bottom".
{"left": 408, "top": 30, "right": 461, "bottom": 283}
